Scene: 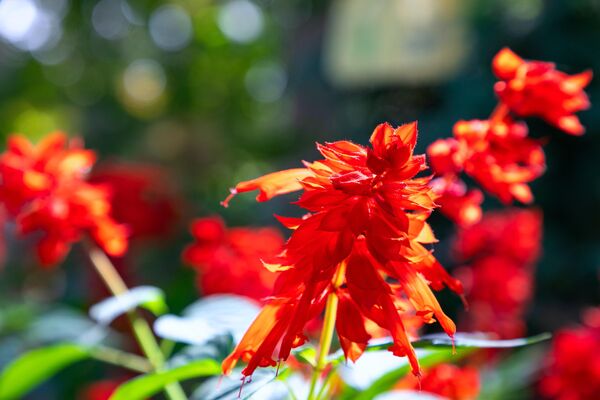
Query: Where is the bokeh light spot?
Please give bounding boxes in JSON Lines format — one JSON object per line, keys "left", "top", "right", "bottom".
{"left": 92, "top": 0, "right": 129, "bottom": 40}
{"left": 149, "top": 4, "right": 193, "bottom": 52}
{"left": 217, "top": 0, "right": 263, "bottom": 44}
{"left": 244, "top": 61, "right": 287, "bottom": 103}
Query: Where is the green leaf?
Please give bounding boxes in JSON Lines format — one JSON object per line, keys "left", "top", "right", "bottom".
{"left": 110, "top": 359, "right": 221, "bottom": 400}
{"left": 0, "top": 343, "right": 90, "bottom": 400}
{"left": 293, "top": 345, "right": 317, "bottom": 367}
{"left": 330, "top": 332, "right": 552, "bottom": 363}
{"left": 411, "top": 332, "right": 552, "bottom": 349}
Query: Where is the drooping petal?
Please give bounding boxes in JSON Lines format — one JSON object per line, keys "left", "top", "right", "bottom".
{"left": 222, "top": 168, "right": 312, "bottom": 207}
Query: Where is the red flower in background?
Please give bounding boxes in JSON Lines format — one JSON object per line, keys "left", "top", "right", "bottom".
{"left": 79, "top": 379, "right": 121, "bottom": 400}
{"left": 427, "top": 48, "right": 590, "bottom": 226}
{"left": 0, "top": 133, "right": 127, "bottom": 266}
{"left": 493, "top": 48, "right": 592, "bottom": 135}
{"left": 182, "top": 216, "right": 283, "bottom": 300}
{"left": 539, "top": 308, "right": 600, "bottom": 400}
{"left": 221, "top": 122, "right": 462, "bottom": 378}
{"left": 90, "top": 162, "right": 181, "bottom": 241}
{"left": 399, "top": 364, "right": 480, "bottom": 400}
{"left": 454, "top": 208, "right": 542, "bottom": 338}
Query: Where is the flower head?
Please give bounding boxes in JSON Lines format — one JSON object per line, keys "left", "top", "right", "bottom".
{"left": 182, "top": 216, "right": 283, "bottom": 300}
{"left": 0, "top": 133, "right": 128, "bottom": 266}
{"left": 222, "top": 122, "right": 462, "bottom": 377}
{"left": 493, "top": 48, "right": 592, "bottom": 135}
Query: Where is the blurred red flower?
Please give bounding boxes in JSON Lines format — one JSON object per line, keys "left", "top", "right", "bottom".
{"left": 0, "top": 133, "right": 127, "bottom": 266}
{"left": 400, "top": 364, "right": 480, "bottom": 400}
{"left": 539, "top": 308, "right": 600, "bottom": 400}
{"left": 493, "top": 48, "right": 592, "bottom": 135}
{"left": 91, "top": 162, "right": 181, "bottom": 241}
{"left": 222, "top": 122, "right": 462, "bottom": 378}
{"left": 182, "top": 216, "right": 283, "bottom": 300}
{"left": 454, "top": 208, "right": 542, "bottom": 338}
{"left": 78, "top": 379, "right": 121, "bottom": 400}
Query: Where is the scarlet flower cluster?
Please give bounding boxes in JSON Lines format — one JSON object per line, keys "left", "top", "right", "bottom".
{"left": 399, "top": 364, "right": 480, "bottom": 400}
{"left": 453, "top": 208, "right": 542, "bottom": 338}
{"left": 182, "top": 216, "right": 282, "bottom": 300}
{"left": 221, "top": 122, "right": 462, "bottom": 377}
{"left": 0, "top": 133, "right": 127, "bottom": 266}
{"left": 539, "top": 308, "right": 600, "bottom": 400}
{"left": 428, "top": 48, "right": 591, "bottom": 226}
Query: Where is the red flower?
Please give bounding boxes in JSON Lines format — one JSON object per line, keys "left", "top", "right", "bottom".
{"left": 78, "top": 379, "right": 121, "bottom": 400}
{"left": 539, "top": 309, "right": 600, "bottom": 400}
{"left": 182, "top": 216, "right": 283, "bottom": 300}
{"left": 454, "top": 209, "right": 542, "bottom": 338}
{"left": 221, "top": 122, "right": 462, "bottom": 377}
{"left": 0, "top": 133, "right": 128, "bottom": 266}
{"left": 430, "top": 177, "right": 483, "bottom": 227}
{"left": 90, "top": 162, "right": 181, "bottom": 241}
{"left": 399, "top": 364, "right": 480, "bottom": 400}
{"left": 427, "top": 49, "right": 589, "bottom": 226}
{"left": 493, "top": 48, "right": 592, "bottom": 135}
{"left": 454, "top": 208, "right": 542, "bottom": 265}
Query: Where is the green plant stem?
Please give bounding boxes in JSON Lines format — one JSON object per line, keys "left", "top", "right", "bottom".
{"left": 86, "top": 242, "right": 188, "bottom": 400}
{"left": 89, "top": 346, "right": 153, "bottom": 373}
{"left": 307, "top": 261, "right": 346, "bottom": 400}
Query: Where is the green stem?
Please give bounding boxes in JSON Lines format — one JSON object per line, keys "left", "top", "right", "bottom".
{"left": 89, "top": 346, "right": 153, "bottom": 373}
{"left": 86, "top": 242, "right": 188, "bottom": 400}
{"left": 307, "top": 261, "right": 346, "bottom": 400}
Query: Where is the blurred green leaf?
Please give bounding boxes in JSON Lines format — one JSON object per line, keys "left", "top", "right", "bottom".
{"left": 0, "top": 343, "right": 90, "bottom": 400}
{"left": 110, "top": 359, "right": 221, "bottom": 400}
{"left": 89, "top": 286, "right": 169, "bottom": 326}
{"left": 293, "top": 345, "right": 317, "bottom": 367}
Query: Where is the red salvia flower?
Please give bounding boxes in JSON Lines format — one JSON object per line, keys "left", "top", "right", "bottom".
{"left": 221, "top": 122, "right": 462, "bottom": 378}
{"left": 539, "top": 308, "right": 600, "bottom": 400}
{"left": 428, "top": 117, "right": 546, "bottom": 226}
{"left": 0, "top": 133, "right": 128, "bottom": 266}
{"left": 427, "top": 49, "right": 590, "bottom": 226}
{"left": 454, "top": 208, "right": 542, "bottom": 338}
{"left": 493, "top": 48, "right": 592, "bottom": 135}
{"left": 182, "top": 216, "right": 283, "bottom": 300}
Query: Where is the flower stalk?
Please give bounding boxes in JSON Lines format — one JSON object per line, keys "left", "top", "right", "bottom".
{"left": 307, "top": 261, "right": 347, "bottom": 400}
{"left": 85, "top": 241, "right": 188, "bottom": 400}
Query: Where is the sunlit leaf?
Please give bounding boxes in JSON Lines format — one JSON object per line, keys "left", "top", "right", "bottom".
{"left": 191, "top": 369, "right": 287, "bottom": 400}
{"left": 110, "top": 359, "right": 221, "bottom": 400}
{"left": 154, "top": 295, "right": 260, "bottom": 346}
{"left": 89, "top": 286, "right": 168, "bottom": 325}
{"left": 0, "top": 343, "right": 90, "bottom": 400}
